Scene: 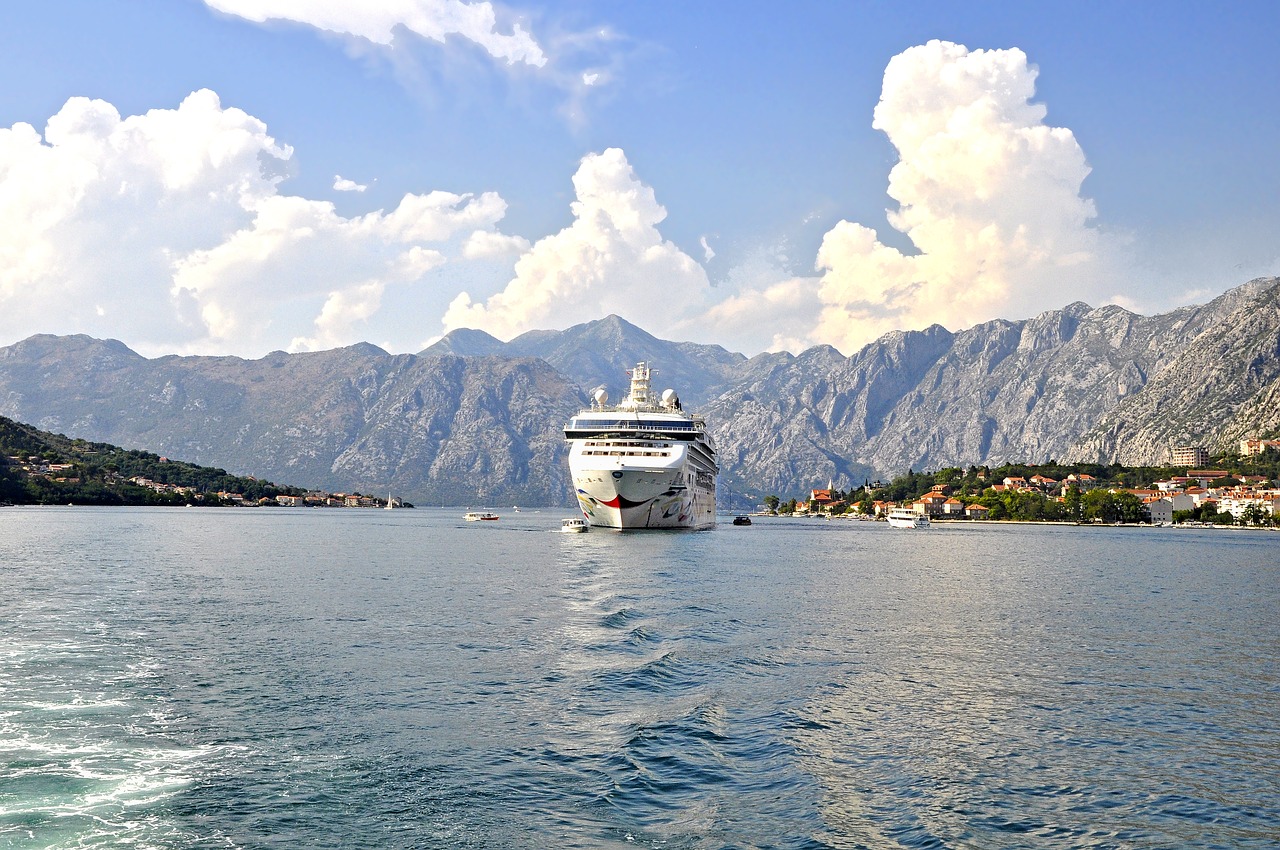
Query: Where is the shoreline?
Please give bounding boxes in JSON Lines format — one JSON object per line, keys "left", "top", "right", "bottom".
{"left": 749, "top": 514, "right": 1279, "bottom": 531}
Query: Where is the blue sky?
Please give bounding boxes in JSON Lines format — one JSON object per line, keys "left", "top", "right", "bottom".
{"left": 1, "top": 1, "right": 1276, "bottom": 357}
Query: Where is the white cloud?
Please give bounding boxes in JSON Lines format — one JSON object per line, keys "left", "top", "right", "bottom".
{"left": 333, "top": 175, "right": 367, "bottom": 192}
{"left": 697, "top": 244, "right": 819, "bottom": 353}
{"left": 700, "top": 235, "right": 715, "bottom": 262}
{"left": 442, "top": 147, "right": 710, "bottom": 340}
{"left": 0, "top": 90, "right": 519, "bottom": 356}
{"left": 462, "top": 229, "right": 530, "bottom": 259}
{"left": 290, "top": 279, "right": 388, "bottom": 351}
{"left": 706, "top": 40, "right": 1126, "bottom": 355}
{"left": 204, "top": 2, "right": 634, "bottom": 131}
{"left": 204, "top": 0, "right": 546, "bottom": 67}
{"left": 704, "top": 276, "right": 822, "bottom": 354}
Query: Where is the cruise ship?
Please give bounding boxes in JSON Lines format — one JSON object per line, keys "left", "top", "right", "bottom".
{"left": 564, "top": 362, "right": 718, "bottom": 530}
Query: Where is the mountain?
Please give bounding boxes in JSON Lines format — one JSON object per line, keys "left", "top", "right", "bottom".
{"left": 706, "top": 277, "right": 1280, "bottom": 487}
{"left": 2, "top": 277, "right": 1277, "bottom": 504}
{"left": 0, "top": 414, "right": 299, "bottom": 505}
{"left": 1066, "top": 277, "right": 1280, "bottom": 463}
{"left": 0, "top": 336, "right": 584, "bottom": 505}
{"left": 425, "top": 314, "right": 747, "bottom": 407}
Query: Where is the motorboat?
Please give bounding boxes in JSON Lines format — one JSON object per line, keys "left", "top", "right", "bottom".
{"left": 887, "top": 508, "right": 929, "bottom": 529}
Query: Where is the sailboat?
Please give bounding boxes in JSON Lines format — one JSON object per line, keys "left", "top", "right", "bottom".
{"left": 385, "top": 490, "right": 395, "bottom": 510}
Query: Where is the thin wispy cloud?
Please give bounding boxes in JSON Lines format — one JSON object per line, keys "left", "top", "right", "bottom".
{"left": 202, "top": 0, "right": 628, "bottom": 126}
{"left": 203, "top": 0, "right": 546, "bottom": 67}
{"left": 700, "top": 236, "right": 715, "bottom": 262}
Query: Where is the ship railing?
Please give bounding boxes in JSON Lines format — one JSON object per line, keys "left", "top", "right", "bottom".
{"left": 567, "top": 418, "right": 698, "bottom": 432}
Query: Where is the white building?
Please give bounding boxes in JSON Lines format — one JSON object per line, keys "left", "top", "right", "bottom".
{"left": 1145, "top": 497, "right": 1174, "bottom": 524}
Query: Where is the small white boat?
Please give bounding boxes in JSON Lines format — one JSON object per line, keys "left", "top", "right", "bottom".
{"left": 887, "top": 508, "right": 929, "bottom": 529}
{"left": 464, "top": 511, "right": 499, "bottom": 522}
{"left": 560, "top": 517, "right": 589, "bottom": 533}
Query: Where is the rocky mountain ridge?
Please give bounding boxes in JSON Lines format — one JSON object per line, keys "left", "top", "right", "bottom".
{"left": 1, "top": 276, "right": 1276, "bottom": 505}
{"left": 0, "top": 336, "right": 583, "bottom": 505}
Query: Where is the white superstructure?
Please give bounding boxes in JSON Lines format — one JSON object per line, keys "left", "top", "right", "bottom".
{"left": 887, "top": 508, "right": 929, "bottom": 529}
{"left": 564, "top": 362, "right": 718, "bottom": 530}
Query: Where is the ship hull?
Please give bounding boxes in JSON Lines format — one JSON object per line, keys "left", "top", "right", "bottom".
{"left": 570, "top": 463, "right": 716, "bottom": 530}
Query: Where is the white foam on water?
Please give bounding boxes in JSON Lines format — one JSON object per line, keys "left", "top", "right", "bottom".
{"left": 18, "top": 697, "right": 130, "bottom": 713}
{"left": 1, "top": 632, "right": 255, "bottom": 848}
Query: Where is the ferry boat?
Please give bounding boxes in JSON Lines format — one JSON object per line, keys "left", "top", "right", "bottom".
{"left": 886, "top": 508, "right": 929, "bottom": 529}
{"left": 559, "top": 517, "right": 589, "bottom": 533}
{"left": 564, "top": 362, "right": 718, "bottom": 530}
{"left": 464, "top": 511, "right": 499, "bottom": 522}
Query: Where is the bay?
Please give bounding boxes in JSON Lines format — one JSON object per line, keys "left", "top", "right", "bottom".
{"left": 1, "top": 507, "right": 1277, "bottom": 848}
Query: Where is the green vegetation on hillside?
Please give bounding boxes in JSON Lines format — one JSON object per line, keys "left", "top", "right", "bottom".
{"left": 1, "top": 416, "right": 304, "bottom": 506}
{"left": 763, "top": 452, "right": 1280, "bottom": 526}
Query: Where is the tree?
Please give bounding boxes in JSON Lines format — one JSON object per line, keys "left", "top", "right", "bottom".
{"left": 1063, "top": 485, "right": 1083, "bottom": 521}
{"left": 1239, "top": 504, "right": 1268, "bottom": 527}
{"left": 763, "top": 495, "right": 780, "bottom": 513}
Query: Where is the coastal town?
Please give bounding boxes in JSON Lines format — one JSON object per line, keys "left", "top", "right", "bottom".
{"left": 763, "top": 440, "right": 1280, "bottom": 527}
{"left": 6, "top": 452, "right": 401, "bottom": 508}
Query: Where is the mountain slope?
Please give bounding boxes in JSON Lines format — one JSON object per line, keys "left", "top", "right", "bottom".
{"left": 2, "top": 277, "right": 1277, "bottom": 502}
{"left": 703, "top": 277, "right": 1280, "bottom": 487}
{"left": 1066, "top": 277, "right": 1280, "bottom": 462}
{"left": 0, "top": 337, "right": 584, "bottom": 505}
{"left": 0, "top": 414, "right": 299, "bottom": 505}
{"left": 425, "top": 314, "right": 747, "bottom": 406}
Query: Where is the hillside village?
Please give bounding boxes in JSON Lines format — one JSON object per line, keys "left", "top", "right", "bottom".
{"left": 6, "top": 453, "right": 401, "bottom": 508}
{"left": 0, "top": 415, "right": 405, "bottom": 508}
{"left": 769, "top": 440, "right": 1280, "bottom": 527}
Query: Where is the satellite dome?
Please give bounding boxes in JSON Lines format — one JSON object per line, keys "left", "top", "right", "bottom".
{"left": 592, "top": 387, "right": 609, "bottom": 406}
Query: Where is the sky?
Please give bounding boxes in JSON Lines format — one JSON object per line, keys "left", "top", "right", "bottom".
{"left": 1, "top": 1, "right": 1277, "bottom": 359}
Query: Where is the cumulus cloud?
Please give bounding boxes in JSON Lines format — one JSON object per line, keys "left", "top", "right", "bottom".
{"left": 0, "top": 90, "right": 518, "bottom": 355}
{"left": 462, "top": 229, "right": 530, "bottom": 259}
{"left": 333, "top": 175, "right": 367, "bottom": 192}
{"left": 712, "top": 40, "right": 1124, "bottom": 355}
{"left": 698, "top": 244, "right": 820, "bottom": 353}
{"left": 204, "top": 0, "right": 546, "bottom": 67}
{"left": 442, "top": 147, "right": 710, "bottom": 340}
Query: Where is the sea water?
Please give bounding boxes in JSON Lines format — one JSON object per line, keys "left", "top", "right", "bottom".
{"left": 1, "top": 507, "right": 1277, "bottom": 848}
